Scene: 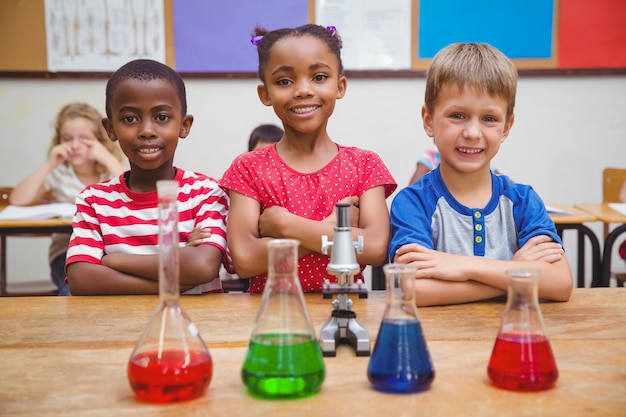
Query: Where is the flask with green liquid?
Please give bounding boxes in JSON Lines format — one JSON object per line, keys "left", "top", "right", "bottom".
{"left": 241, "top": 239, "right": 325, "bottom": 399}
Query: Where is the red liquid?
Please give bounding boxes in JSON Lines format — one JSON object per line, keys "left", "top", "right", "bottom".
{"left": 487, "top": 332, "right": 558, "bottom": 392}
{"left": 128, "top": 349, "right": 212, "bottom": 403}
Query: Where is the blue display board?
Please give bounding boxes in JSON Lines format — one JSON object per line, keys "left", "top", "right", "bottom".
{"left": 173, "top": 0, "right": 309, "bottom": 72}
{"left": 417, "top": 0, "right": 555, "bottom": 60}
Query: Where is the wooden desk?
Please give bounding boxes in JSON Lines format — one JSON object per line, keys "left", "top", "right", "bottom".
{"left": 548, "top": 204, "right": 601, "bottom": 287}
{"left": 0, "top": 289, "right": 624, "bottom": 416}
{"left": 575, "top": 203, "right": 626, "bottom": 287}
{"left": 0, "top": 216, "right": 73, "bottom": 295}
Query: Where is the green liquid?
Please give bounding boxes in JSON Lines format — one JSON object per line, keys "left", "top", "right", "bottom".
{"left": 241, "top": 333, "right": 326, "bottom": 398}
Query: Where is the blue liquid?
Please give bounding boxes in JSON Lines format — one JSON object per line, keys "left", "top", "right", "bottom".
{"left": 367, "top": 319, "right": 435, "bottom": 393}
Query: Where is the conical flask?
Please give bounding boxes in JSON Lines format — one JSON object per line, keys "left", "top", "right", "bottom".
{"left": 241, "top": 239, "right": 325, "bottom": 398}
{"left": 487, "top": 268, "right": 558, "bottom": 392}
{"left": 367, "top": 264, "right": 435, "bottom": 393}
{"left": 127, "top": 180, "right": 212, "bottom": 403}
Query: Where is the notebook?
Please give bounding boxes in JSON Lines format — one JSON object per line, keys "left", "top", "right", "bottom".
{"left": 0, "top": 203, "right": 76, "bottom": 220}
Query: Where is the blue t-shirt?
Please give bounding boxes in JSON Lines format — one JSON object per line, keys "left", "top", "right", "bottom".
{"left": 389, "top": 167, "right": 561, "bottom": 261}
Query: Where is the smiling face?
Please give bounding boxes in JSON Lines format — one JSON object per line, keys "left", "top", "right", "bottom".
{"left": 422, "top": 83, "right": 514, "bottom": 176}
{"left": 102, "top": 78, "right": 192, "bottom": 184}
{"left": 257, "top": 35, "right": 346, "bottom": 137}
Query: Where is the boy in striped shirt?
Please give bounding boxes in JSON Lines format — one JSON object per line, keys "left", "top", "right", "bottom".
{"left": 66, "top": 59, "right": 231, "bottom": 295}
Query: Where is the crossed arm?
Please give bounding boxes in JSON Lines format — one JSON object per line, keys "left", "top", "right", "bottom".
{"left": 227, "top": 186, "right": 390, "bottom": 278}
{"left": 67, "top": 228, "right": 222, "bottom": 295}
{"left": 393, "top": 235, "right": 573, "bottom": 306}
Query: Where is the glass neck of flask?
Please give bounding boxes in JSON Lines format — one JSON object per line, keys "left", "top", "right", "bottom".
{"left": 157, "top": 181, "right": 180, "bottom": 304}
{"left": 384, "top": 264, "right": 418, "bottom": 320}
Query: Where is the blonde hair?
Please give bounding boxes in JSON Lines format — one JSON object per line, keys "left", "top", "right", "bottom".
{"left": 424, "top": 42, "right": 518, "bottom": 122}
{"left": 49, "top": 102, "right": 124, "bottom": 175}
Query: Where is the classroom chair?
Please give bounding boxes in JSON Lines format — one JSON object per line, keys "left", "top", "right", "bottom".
{"left": 602, "top": 168, "right": 626, "bottom": 286}
{"left": 0, "top": 186, "right": 57, "bottom": 296}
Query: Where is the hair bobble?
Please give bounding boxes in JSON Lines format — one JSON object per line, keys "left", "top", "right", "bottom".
{"left": 326, "top": 25, "right": 337, "bottom": 37}
{"left": 251, "top": 35, "right": 263, "bottom": 46}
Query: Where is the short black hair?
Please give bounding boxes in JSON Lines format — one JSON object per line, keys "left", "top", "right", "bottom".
{"left": 105, "top": 59, "right": 187, "bottom": 118}
{"left": 248, "top": 124, "right": 283, "bottom": 151}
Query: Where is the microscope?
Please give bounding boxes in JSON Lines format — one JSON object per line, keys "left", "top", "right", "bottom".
{"left": 319, "top": 203, "right": 370, "bottom": 357}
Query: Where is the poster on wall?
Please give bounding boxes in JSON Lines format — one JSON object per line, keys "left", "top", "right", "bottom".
{"left": 315, "top": 0, "right": 412, "bottom": 70}
{"left": 44, "top": 0, "right": 165, "bottom": 72}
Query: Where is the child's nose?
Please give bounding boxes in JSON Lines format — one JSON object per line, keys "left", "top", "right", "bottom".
{"left": 294, "top": 79, "right": 313, "bottom": 98}
{"left": 463, "top": 119, "right": 482, "bottom": 139}
{"left": 139, "top": 120, "right": 157, "bottom": 138}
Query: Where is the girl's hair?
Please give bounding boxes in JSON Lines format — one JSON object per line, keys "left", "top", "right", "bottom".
{"left": 247, "top": 124, "right": 283, "bottom": 151}
{"left": 251, "top": 23, "right": 343, "bottom": 83}
{"left": 50, "top": 102, "right": 124, "bottom": 175}
{"left": 424, "top": 42, "right": 518, "bottom": 122}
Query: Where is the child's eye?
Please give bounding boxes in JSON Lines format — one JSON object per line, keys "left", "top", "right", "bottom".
{"left": 156, "top": 114, "right": 169, "bottom": 122}
{"left": 123, "top": 115, "right": 137, "bottom": 123}
{"left": 450, "top": 113, "right": 464, "bottom": 120}
{"left": 313, "top": 74, "right": 328, "bottom": 82}
{"left": 483, "top": 115, "right": 497, "bottom": 122}
{"left": 276, "top": 78, "right": 292, "bottom": 86}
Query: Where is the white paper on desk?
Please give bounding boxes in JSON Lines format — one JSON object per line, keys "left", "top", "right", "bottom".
{"left": 608, "top": 203, "right": 626, "bottom": 216}
{"left": 545, "top": 205, "right": 572, "bottom": 216}
{"left": 0, "top": 204, "right": 76, "bottom": 220}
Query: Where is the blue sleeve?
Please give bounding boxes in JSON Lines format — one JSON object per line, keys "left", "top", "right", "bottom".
{"left": 509, "top": 183, "right": 562, "bottom": 248}
{"left": 389, "top": 182, "right": 437, "bottom": 261}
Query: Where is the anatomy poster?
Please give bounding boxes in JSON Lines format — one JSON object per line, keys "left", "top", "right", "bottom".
{"left": 44, "top": 0, "right": 165, "bottom": 72}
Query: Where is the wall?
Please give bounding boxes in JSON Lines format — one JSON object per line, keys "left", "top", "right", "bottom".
{"left": 1, "top": 75, "right": 625, "bottom": 288}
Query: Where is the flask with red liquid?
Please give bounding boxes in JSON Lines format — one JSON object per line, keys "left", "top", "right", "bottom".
{"left": 367, "top": 264, "right": 435, "bottom": 393}
{"left": 487, "top": 268, "right": 558, "bottom": 392}
{"left": 127, "top": 180, "right": 212, "bottom": 403}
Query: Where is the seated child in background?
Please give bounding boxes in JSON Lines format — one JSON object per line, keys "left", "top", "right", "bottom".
{"left": 389, "top": 42, "right": 573, "bottom": 306}
{"left": 10, "top": 102, "right": 125, "bottom": 296}
{"left": 408, "top": 147, "right": 503, "bottom": 185}
{"left": 248, "top": 123, "right": 283, "bottom": 151}
{"left": 220, "top": 24, "right": 396, "bottom": 293}
{"left": 65, "top": 59, "right": 231, "bottom": 295}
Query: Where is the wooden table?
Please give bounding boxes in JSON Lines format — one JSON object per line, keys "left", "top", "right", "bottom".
{"left": 0, "top": 216, "right": 73, "bottom": 295}
{"left": 575, "top": 203, "right": 626, "bottom": 287}
{"left": 548, "top": 204, "right": 601, "bottom": 287}
{"left": 0, "top": 289, "right": 624, "bottom": 416}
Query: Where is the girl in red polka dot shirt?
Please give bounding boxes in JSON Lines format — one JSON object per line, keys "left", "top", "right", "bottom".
{"left": 220, "top": 24, "right": 397, "bottom": 293}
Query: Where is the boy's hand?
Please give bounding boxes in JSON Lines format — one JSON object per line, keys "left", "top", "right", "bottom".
{"left": 513, "top": 235, "right": 563, "bottom": 263}
{"left": 394, "top": 243, "right": 469, "bottom": 282}
{"left": 187, "top": 227, "right": 212, "bottom": 246}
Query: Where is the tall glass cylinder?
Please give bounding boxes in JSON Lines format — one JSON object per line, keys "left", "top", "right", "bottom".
{"left": 241, "top": 239, "right": 325, "bottom": 398}
{"left": 367, "top": 264, "right": 435, "bottom": 393}
{"left": 127, "top": 180, "right": 212, "bottom": 403}
{"left": 487, "top": 268, "right": 558, "bottom": 391}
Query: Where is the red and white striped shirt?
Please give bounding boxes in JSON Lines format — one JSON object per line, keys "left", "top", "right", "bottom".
{"left": 66, "top": 168, "right": 231, "bottom": 293}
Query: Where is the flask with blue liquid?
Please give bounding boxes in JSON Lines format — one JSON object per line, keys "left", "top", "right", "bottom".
{"left": 367, "top": 264, "right": 435, "bottom": 393}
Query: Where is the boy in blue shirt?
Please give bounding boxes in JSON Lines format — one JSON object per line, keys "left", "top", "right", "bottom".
{"left": 389, "top": 43, "right": 573, "bottom": 306}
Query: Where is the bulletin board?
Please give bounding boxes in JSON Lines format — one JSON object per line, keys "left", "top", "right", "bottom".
{"left": 0, "top": 0, "right": 625, "bottom": 76}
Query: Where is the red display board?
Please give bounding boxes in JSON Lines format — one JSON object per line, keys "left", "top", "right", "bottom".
{"left": 558, "top": 0, "right": 626, "bottom": 69}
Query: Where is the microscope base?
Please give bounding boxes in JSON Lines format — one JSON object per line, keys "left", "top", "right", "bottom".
{"left": 319, "top": 310, "right": 371, "bottom": 357}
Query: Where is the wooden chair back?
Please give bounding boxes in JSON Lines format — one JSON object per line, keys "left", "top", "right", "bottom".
{"left": 0, "top": 186, "right": 13, "bottom": 206}
{"left": 602, "top": 168, "right": 626, "bottom": 287}
{"left": 603, "top": 167, "right": 626, "bottom": 203}
{"left": 602, "top": 168, "right": 626, "bottom": 238}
